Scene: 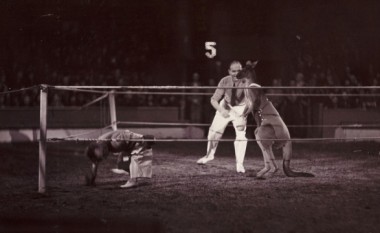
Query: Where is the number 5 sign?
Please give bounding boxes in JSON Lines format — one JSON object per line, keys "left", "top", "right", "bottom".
{"left": 205, "top": 41, "right": 216, "bottom": 59}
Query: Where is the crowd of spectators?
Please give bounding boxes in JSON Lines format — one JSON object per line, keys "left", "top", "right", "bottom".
{"left": 283, "top": 34, "right": 379, "bottom": 108}
{"left": 0, "top": 16, "right": 179, "bottom": 108}
{"left": 263, "top": 35, "right": 380, "bottom": 137}
{"left": 0, "top": 17, "right": 379, "bottom": 127}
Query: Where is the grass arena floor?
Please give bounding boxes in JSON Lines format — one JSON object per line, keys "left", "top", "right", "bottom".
{"left": 0, "top": 140, "right": 379, "bottom": 233}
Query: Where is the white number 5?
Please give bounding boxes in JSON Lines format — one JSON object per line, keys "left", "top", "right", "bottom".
{"left": 205, "top": 41, "right": 216, "bottom": 59}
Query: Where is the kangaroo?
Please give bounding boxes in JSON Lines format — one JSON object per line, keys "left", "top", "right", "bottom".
{"left": 238, "top": 62, "right": 314, "bottom": 178}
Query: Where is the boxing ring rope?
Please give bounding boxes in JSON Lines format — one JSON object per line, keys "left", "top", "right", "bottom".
{"left": 47, "top": 136, "right": 380, "bottom": 143}
{"left": 52, "top": 85, "right": 380, "bottom": 90}
{"left": 2, "top": 84, "right": 380, "bottom": 97}
{"left": 116, "top": 121, "right": 380, "bottom": 129}
{"left": 0, "top": 85, "right": 38, "bottom": 95}
{"left": 51, "top": 89, "right": 380, "bottom": 97}
{"left": 43, "top": 83, "right": 380, "bottom": 144}
{"left": 3, "top": 84, "right": 378, "bottom": 193}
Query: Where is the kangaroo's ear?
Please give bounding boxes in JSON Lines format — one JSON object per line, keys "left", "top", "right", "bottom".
{"left": 246, "top": 60, "right": 259, "bottom": 68}
{"left": 251, "top": 60, "right": 259, "bottom": 68}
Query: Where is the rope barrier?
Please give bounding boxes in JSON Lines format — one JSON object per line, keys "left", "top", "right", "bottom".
{"left": 46, "top": 136, "right": 380, "bottom": 142}
{"left": 53, "top": 125, "right": 114, "bottom": 140}
{"left": 24, "top": 83, "right": 379, "bottom": 194}
{"left": 80, "top": 92, "right": 109, "bottom": 109}
{"left": 87, "top": 90, "right": 380, "bottom": 97}
{"left": 118, "top": 121, "right": 210, "bottom": 127}
{"left": 52, "top": 85, "right": 380, "bottom": 90}
{"left": 268, "top": 93, "right": 380, "bottom": 97}
{"left": 0, "top": 85, "right": 39, "bottom": 95}
{"left": 50, "top": 86, "right": 108, "bottom": 94}
{"left": 48, "top": 121, "right": 380, "bottom": 142}
{"left": 49, "top": 85, "right": 380, "bottom": 97}
{"left": 3, "top": 85, "right": 378, "bottom": 96}
{"left": 117, "top": 121, "right": 380, "bottom": 128}
{"left": 3, "top": 84, "right": 380, "bottom": 144}
{"left": 1, "top": 85, "right": 379, "bottom": 96}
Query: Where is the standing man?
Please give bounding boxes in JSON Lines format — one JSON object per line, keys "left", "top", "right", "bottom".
{"left": 197, "top": 61, "right": 255, "bottom": 173}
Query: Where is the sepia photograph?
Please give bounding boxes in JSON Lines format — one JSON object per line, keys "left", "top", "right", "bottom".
{"left": 0, "top": 0, "right": 379, "bottom": 232}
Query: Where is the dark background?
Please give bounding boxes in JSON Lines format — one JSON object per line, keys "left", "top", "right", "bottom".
{"left": 1, "top": 0, "right": 380, "bottom": 86}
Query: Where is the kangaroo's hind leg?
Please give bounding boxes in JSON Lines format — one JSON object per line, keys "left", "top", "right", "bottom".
{"left": 265, "top": 145, "right": 278, "bottom": 177}
{"left": 256, "top": 142, "right": 278, "bottom": 178}
{"left": 256, "top": 141, "right": 271, "bottom": 178}
{"left": 255, "top": 125, "right": 278, "bottom": 178}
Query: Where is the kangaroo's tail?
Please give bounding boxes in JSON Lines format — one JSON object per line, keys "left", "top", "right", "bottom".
{"left": 283, "top": 160, "right": 315, "bottom": 177}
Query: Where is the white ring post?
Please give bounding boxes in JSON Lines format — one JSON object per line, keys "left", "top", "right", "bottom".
{"left": 108, "top": 91, "right": 117, "bottom": 130}
{"left": 39, "top": 85, "right": 48, "bottom": 193}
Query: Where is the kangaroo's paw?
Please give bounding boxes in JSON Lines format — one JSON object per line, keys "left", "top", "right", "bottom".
{"left": 256, "top": 167, "right": 270, "bottom": 178}
{"left": 265, "top": 167, "right": 279, "bottom": 178}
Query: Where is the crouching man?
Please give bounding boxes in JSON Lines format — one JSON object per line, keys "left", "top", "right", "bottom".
{"left": 85, "top": 129, "right": 155, "bottom": 188}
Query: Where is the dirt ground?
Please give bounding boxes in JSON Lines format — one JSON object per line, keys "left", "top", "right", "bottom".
{"left": 0, "top": 141, "right": 379, "bottom": 233}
